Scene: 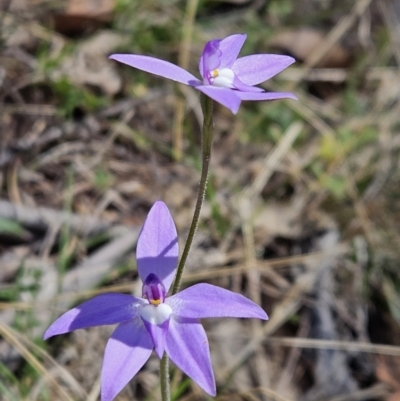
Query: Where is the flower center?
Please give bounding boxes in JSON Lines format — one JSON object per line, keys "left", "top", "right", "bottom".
{"left": 142, "top": 273, "right": 166, "bottom": 306}
{"left": 207, "top": 68, "right": 235, "bottom": 88}
{"left": 140, "top": 303, "right": 172, "bottom": 324}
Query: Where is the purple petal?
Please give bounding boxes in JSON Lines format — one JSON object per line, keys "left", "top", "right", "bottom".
{"left": 199, "top": 34, "right": 246, "bottom": 77}
{"left": 235, "top": 91, "right": 297, "bottom": 101}
{"left": 167, "top": 283, "right": 268, "bottom": 320}
{"left": 43, "top": 294, "right": 142, "bottom": 339}
{"left": 137, "top": 201, "right": 179, "bottom": 292}
{"left": 166, "top": 316, "right": 216, "bottom": 396}
{"left": 101, "top": 320, "right": 153, "bottom": 401}
{"left": 232, "top": 54, "right": 295, "bottom": 85}
{"left": 109, "top": 54, "right": 201, "bottom": 87}
{"left": 142, "top": 318, "right": 169, "bottom": 359}
{"left": 140, "top": 303, "right": 172, "bottom": 358}
{"left": 219, "top": 34, "right": 247, "bottom": 67}
{"left": 196, "top": 86, "right": 241, "bottom": 114}
{"left": 232, "top": 75, "right": 264, "bottom": 92}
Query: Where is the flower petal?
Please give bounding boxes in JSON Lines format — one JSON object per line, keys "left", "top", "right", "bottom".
{"left": 235, "top": 91, "right": 297, "bottom": 101}
{"left": 101, "top": 320, "right": 153, "bottom": 401}
{"left": 140, "top": 303, "right": 172, "bottom": 358}
{"left": 199, "top": 34, "right": 247, "bottom": 77}
{"left": 167, "top": 283, "right": 268, "bottom": 320}
{"left": 196, "top": 85, "right": 241, "bottom": 114}
{"left": 232, "top": 75, "right": 264, "bottom": 92}
{"left": 166, "top": 316, "right": 216, "bottom": 396}
{"left": 137, "top": 201, "right": 179, "bottom": 292}
{"left": 219, "top": 33, "right": 247, "bottom": 67}
{"left": 232, "top": 54, "right": 295, "bottom": 85}
{"left": 109, "top": 54, "right": 201, "bottom": 87}
{"left": 43, "top": 294, "right": 142, "bottom": 339}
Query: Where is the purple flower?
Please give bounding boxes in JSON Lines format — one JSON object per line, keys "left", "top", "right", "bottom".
{"left": 109, "top": 34, "right": 296, "bottom": 114}
{"left": 44, "top": 201, "right": 268, "bottom": 401}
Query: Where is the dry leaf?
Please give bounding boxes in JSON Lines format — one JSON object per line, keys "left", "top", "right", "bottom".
{"left": 269, "top": 28, "right": 351, "bottom": 68}
{"left": 376, "top": 355, "right": 400, "bottom": 391}
{"left": 388, "top": 392, "right": 400, "bottom": 401}
{"left": 65, "top": 0, "right": 116, "bottom": 18}
{"left": 50, "top": 30, "right": 128, "bottom": 95}
{"left": 53, "top": 0, "right": 116, "bottom": 35}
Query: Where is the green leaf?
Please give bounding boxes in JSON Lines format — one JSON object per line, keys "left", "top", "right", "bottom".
{"left": 0, "top": 217, "right": 24, "bottom": 236}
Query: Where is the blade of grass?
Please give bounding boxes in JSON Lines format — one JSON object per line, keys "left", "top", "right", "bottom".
{"left": 0, "top": 321, "right": 75, "bottom": 401}
{"left": 172, "top": 0, "right": 199, "bottom": 161}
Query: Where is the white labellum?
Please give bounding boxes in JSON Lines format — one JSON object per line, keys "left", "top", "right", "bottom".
{"left": 140, "top": 303, "right": 172, "bottom": 325}
{"left": 212, "top": 68, "right": 235, "bottom": 88}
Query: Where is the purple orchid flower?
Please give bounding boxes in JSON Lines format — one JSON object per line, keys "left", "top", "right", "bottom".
{"left": 44, "top": 201, "right": 268, "bottom": 401}
{"left": 109, "top": 34, "right": 296, "bottom": 114}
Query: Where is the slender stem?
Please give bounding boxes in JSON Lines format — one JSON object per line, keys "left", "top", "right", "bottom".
{"left": 161, "top": 96, "right": 213, "bottom": 401}
{"left": 172, "top": 95, "right": 214, "bottom": 295}
{"left": 160, "top": 354, "right": 170, "bottom": 401}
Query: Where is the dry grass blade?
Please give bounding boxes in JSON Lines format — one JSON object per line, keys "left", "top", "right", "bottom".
{"left": 87, "top": 376, "right": 101, "bottom": 401}
{"left": 240, "top": 121, "right": 303, "bottom": 200}
{"left": 285, "top": 93, "right": 336, "bottom": 136}
{"left": 220, "top": 269, "right": 319, "bottom": 383}
{"left": 172, "top": 0, "right": 199, "bottom": 161}
{"left": 219, "top": 387, "right": 294, "bottom": 401}
{"left": 1, "top": 104, "right": 57, "bottom": 115}
{"left": 220, "top": 231, "right": 340, "bottom": 384}
{"left": 328, "top": 383, "right": 390, "bottom": 401}
{"left": 235, "top": 121, "right": 304, "bottom": 390}
{"left": 265, "top": 337, "right": 400, "bottom": 357}
{"left": 59, "top": 228, "right": 140, "bottom": 301}
{"left": 287, "top": 0, "right": 374, "bottom": 89}
{"left": 377, "top": 0, "right": 400, "bottom": 65}
{"left": 0, "top": 199, "right": 114, "bottom": 236}
{"left": 10, "top": 325, "right": 87, "bottom": 398}
{"left": 185, "top": 246, "right": 348, "bottom": 282}
{"left": 0, "top": 322, "right": 76, "bottom": 401}
{"left": 281, "top": 67, "right": 400, "bottom": 83}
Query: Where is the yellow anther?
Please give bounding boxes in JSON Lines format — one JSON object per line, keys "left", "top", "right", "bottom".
{"left": 211, "top": 69, "right": 219, "bottom": 78}
{"left": 150, "top": 299, "right": 161, "bottom": 306}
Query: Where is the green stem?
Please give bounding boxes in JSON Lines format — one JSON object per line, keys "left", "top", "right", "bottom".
{"left": 161, "top": 96, "right": 213, "bottom": 401}
{"left": 160, "top": 354, "right": 170, "bottom": 401}
{"left": 172, "top": 95, "right": 214, "bottom": 295}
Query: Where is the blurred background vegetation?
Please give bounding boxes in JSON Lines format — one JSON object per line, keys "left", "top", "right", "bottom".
{"left": 1, "top": 0, "right": 400, "bottom": 400}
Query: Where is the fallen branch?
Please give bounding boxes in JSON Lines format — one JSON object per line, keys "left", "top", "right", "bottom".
{"left": 0, "top": 199, "right": 114, "bottom": 236}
